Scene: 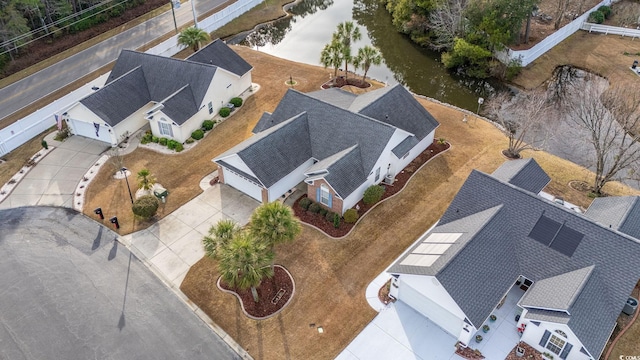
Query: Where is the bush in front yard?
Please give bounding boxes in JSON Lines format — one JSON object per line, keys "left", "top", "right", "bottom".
{"left": 219, "top": 107, "right": 231, "bottom": 117}
{"left": 191, "top": 129, "right": 204, "bottom": 140}
{"left": 167, "top": 140, "right": 179, "bottom": 150}
{"left": 140, "top": 132, "right": 153, "bottom": 144}
{"left": 132, "top": 195, "right": 159, "bottom": 220}
{"left": 319, "top": 208, "right": 328, "bottom": 216}
{"left": 333, "top": 213, "right": 340, "bottom": 228}
{"left": 151, "top": 136, "right": 159, "bottom": 143}
{"left": 230, "top": 97, "right": 243, "bottom": 107}
{"left": 598, "top": 5, "right": 611, "bottom": 19}
{"left": 343, "top": 209, "right": 359, "bottom": 223}
{"left": 158, "top": 137, "right": 168, "bottom": 146}
{"left": 185, "top": 138, "right": 194, "bottom": 144}
{"left": 363, "top": 185, "right": 385, "bottom": 205}
{"left": 299, "top": 197, "right": 312, "bottom": 210}
{"left": 308, "top": 202, "right": 321, "bottom": 213}
{"left": 325, "top": 211, "right": 336, "bottom": 222}
{"left": 589, "top": 10, "right": 604, "bottom": 24}
{"left": 202, "top": 120, "right": 214, "bottom": 131}
{"left": 175, "top": 143, "right": 184, "bottom": 152}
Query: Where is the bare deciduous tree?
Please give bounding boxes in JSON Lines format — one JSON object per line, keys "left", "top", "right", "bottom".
{"left": 564, "top": 76, "right": 640, "bottom": 195}
{"left": 485, "top": 89, "right": 554, "bottom": 159}
{"left": 428, "top": 0, "right": 468, "bottom": 50}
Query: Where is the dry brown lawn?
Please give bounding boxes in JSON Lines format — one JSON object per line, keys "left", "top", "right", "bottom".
{"left": 0, "top": 129, "right": 55, "bottom": 186}
{"left": 513, "top": 31, "right": 640, "bottom": 89}
{"left": 168, "top": 49, "right": 638, "bottom": 360}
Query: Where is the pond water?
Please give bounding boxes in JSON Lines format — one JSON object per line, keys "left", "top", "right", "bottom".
{"left": 229, "top": 0, "right": 496, "bottom": 111}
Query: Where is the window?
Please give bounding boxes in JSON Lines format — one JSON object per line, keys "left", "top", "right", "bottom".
{"left": 375, "top": 167, "right": 381, "bottom": 182}
{"left": 546, "top": 335, "right": 565, "bottom": 355}
{"left": 208, "top": 102, "right": 213, "bottom": 114}
{"left": 158, "top": 121, "right": 173, "bottom": 137}
{"left": 320, "top": 184, "right": 330, "bottom": 206}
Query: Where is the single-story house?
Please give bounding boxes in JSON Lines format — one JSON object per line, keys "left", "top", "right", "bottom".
{"left": 213, "top": 84, "right": 440, "bottom": 214}
{"left": 387, "top": 158, "right": 640, "bottom": 360}
{"left": 63, "top": 39, "right": 252, "bottom": 145}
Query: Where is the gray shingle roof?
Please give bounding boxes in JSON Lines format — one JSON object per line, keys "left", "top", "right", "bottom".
{"left": 388, "top": 162, "right": 640, "bottom": 358}
{"left": 585, "top": 196, "right": 640, "bottom": 239}
{"left": 307, "top": 88, "right": 357, "bottom": 109}
{"left": 520, "top": 265, "right": 594, "bottom": 311}
{"left": 80, "top": 67, "right": 150, "bottom": 126}
{"left": 87, "top": 50, "right": 218, "bottom": 126}
{"left": 392, "top": 136, "right": 418, "bottom": 157}
{"left": 186, "top": 39, "right": 253, "bottom": 76}
{"left": 305, "top": 145, "right": 357, "bottom": 175}
{"left": 324, "top": 146, "right": 367, "bottom": 198}
{"left": 524, "top": 309, "right": 571, "bottom": 324}
{"left": 492, "top": 158, "right": 551, "bottom": 194}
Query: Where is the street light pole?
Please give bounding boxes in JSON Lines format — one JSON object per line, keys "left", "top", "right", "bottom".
{"left": 170, "top": 0, "right": 179, "bottom": 34}
{"left": 477, "top": 97, "right": 484, "bottom": 115}
{"left": 121, "top": 167, "right": 134, "bottom": 204}
{"left": 191, "top": 0, "right": 198, "bottom": 29}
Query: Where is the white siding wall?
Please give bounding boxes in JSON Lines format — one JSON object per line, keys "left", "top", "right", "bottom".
{"left": 388, "top": 131, "right": 435, "bottom": 176}
{"left": 112, "top": 103, "right": 152, "bottom": 142}
{"left": 268, "top": 158, "right": 315, "bottom": 202}
{"left": 217, "top": 154, "right": 259, "bottom": 177}
{"left": 222, "top": 166, "right": 263, "bottom": 201}
{"left": 203, "top": 70, "right": 241, "bottom": 113}
{"left": 520, "top": 320, "right": 592, "bottom": 360}
{"left": 66, "top": 103, "right": 116, "bottom": 145}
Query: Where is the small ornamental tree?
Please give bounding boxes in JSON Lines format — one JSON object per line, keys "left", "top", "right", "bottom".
{"left": 136, "top": 169, "right": 156, "bottom": 191}
{"left": 132, "top": 195, "right": 159, "bottom": 219}
{"left": 203, "top": 219, "right": 241, "bottom": 260}
{"left": 363, "top": 185, "right": 385, "bottom": 205}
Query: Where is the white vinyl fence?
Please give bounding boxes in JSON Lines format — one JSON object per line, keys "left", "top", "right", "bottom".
{"left": 581, "top": 22, "right": 640, "bottom": 38}
{"left": 0, "top": 0, "right": 261, "bottom": 157}
{"left": 496, "top": 0, "right": 612, "bottom": 66}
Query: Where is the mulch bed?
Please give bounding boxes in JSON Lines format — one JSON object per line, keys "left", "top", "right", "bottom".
{"left": 293, "top": 140, "right": 450, "bottom": 237}
{"left": 378, "top": 279, "right": 393, "bottom": 305}
{"left": 219, "top": 265, "right": 294, "bottom": 318}
{"left": 504, "top": 342, "right": 544, "bottom": 360}
{"left": 321, "top": 76, "right": 371, "bottom": 89}
{"left": 455, "top": 345, "right": 485, "bottom": 360}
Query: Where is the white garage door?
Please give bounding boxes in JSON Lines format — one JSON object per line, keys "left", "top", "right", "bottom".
{"left": 69, "top": 119, "right": 111, "bottom": 143}
{"left": 223, "top": 167, "right": 263, "bottom": 202}
{"left": 398, "top": 280, "right": 464, "bottom": 337}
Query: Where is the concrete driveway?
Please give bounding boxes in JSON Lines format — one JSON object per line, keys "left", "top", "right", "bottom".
{"left": 121, "top": 182, "right": 260, "bottom": 287}
{"left": 0, "top": 206, "right": 241, "bottom": 360}
{"left": 0, "top": 135, "right": 108, "bottom": 209}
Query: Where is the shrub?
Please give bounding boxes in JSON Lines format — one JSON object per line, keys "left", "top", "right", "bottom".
{"left": 344, "top": 209, "right": 359, "bottom": 223}
{"left": 325, "top": 211, "right": 336, "bottom": 222}
{"left": 319, "top": 208, "right": 328, "bottom": 216}
{"left": 191, "top": 129, "right": 204, "bottom": 140}
{"left": 185, "top": 138, "right": 195, "bottom": 144}
{"left": 589, "top": 10, "right": 605, "bottom": 24}
{"left": 140, "top": 132, "right": 153, "bottom": 144}
{"left": 167, "top": 140, "right": 180, "bottom": 150}
{"left": 219, "top": 107, "right": 231, "bottom": 117}
{"left": 158, "top": 137, "right": 168, "bottom": 146}
{"left": 299, "top": 197, "right": 312, "bottom": 210}
{"left": 363, "top": 185, "right": 385, "bottom": 205}
{"left": 175, "top": 143, "right": 184, "bottom": 152}
{"left": 132, "top": 195, "right": 159, "bottom": 220}
{"left": 152, "top": 136, "right": 159, "bottom": 143}
{"left": 333, "top": 213, "right": 340, "bottom": 228}
{"left": 202, "top": 120, "right": 214, "bottom": 131}
{"left": 308, "top": 202, "right": 321, "bottom": 213}
{"left": 598, "top": 5, "right": 611, "bottom": 19}
{"left": 230, "top": 97, "right": 243, "bottom": 107}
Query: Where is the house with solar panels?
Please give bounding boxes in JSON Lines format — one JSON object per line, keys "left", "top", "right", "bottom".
{"left": 63, "top": 39, "right": 252, "bottom": 146}
{"left": 387, "top": 158, "right": 640, "bottom": 360}
{"left": 213, "top": 84, "right": 439, "bottom": 214}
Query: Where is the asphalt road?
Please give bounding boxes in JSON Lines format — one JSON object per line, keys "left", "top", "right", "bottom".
{"left": 0, "top": 206, "right": 240, "bottom": 360}
{"left": 0, "top": 0, "right": 226, "bottom": 121}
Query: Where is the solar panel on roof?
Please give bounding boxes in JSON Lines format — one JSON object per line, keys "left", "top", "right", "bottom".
{"left": 529, "top": 215, "right": 562, "bottom": 246}
{"left": 550, "top": 225, "right": 583, "bottom": 257}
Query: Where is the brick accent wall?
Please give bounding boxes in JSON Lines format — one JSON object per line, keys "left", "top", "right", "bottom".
{"left": 307, "top": 179, "right": 344, "bottom": 214}
{"left": 217, "top": 166, "right": 225, "bottom": 183}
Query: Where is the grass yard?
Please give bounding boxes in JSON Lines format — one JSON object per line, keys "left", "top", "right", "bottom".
{"left": 169, "top": 49, "right": 639, "bottom": 360}
{"left": 513, "top": 31, "right": 640, "bottom": 90}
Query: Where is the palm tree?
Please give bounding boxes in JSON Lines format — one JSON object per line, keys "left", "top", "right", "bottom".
{"left": 178, "top": 27, "right": 211, "bottom": 52}
{"left": 136, "top": 168, "right": 156, "bottom": 191}
{"left": 203, "top": 219, "right": 240, "bottom": 260}
{"left": 218, "top": 232, "right": 274, "bottom": 302}
{"left": 320, "top": 40, "right": 343, "bottom": 78}
{"left": 354, "top": 45, "right": 382, "bottom": 83}
{"left": 249, "top": 202, "right": 301, "bottom": 263}
{"left": 333, "top": 21, "right": 362, "bottom": 79}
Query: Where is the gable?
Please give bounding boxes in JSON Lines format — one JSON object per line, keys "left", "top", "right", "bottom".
{"left": 492, "top": 158, "right": 550, "bottom": 194}
{"left": 186, "top": 39, "right": 253, "bottom": 76}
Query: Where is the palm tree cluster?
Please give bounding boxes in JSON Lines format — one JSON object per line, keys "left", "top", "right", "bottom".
{"left": 320, "top": 21, "right": 383, "bottom": 83}
{"left": 178, "top": 27, "right": 211, "bottom": 52}
{"left": 203, "top": 202, "right": 301, "bottom": 302}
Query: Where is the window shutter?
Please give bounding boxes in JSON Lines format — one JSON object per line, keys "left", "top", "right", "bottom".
{"left": 316, "top": 187, "right": 321, "bottom": 202}
{"left": 539, "top": 330, "right": 551, "bottom": 347}
{"left": 328, "top": 193, "right": 333, "bottom": 208}
{"left": 559, "top": 343, "right": 572, "bottom": 359}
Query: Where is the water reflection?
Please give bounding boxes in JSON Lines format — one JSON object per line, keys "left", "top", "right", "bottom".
{"left": 234, "top": 0, "right": 495, "bottom": 110}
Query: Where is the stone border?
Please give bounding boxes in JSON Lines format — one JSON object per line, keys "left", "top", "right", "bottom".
{"left": 298, "top": 143, "right": 451, "bottom": 240}
{"left": 216, "top": 264, "right": 296, "bottom": 320}
{"left": 74, "top": 154, "right": 110, "bottom": 211}
{"left": 0, "top": 146, "right": 54, "bottom": 204}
